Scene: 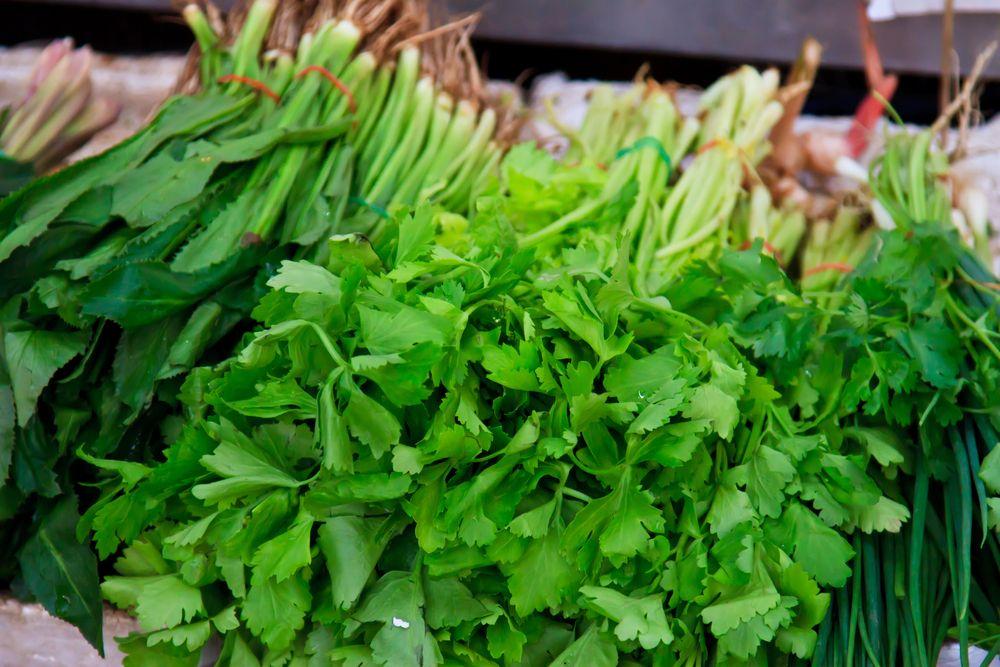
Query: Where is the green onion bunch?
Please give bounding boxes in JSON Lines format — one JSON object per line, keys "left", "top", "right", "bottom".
{"left": 513, "top": 67, "right": 786, "bottom": 294}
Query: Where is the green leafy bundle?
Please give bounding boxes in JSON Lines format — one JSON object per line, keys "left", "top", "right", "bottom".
{"left": 3, "top": 13, "right": 998, "bottom": 663}
{"left": 0, "top": 0, "right": 504, "bottom": 650}
{"left": 85, "top": 108, "right": 1000, "bottom": 665}
{"left": 91, "top": 203, "right": 906, "bottom": 665}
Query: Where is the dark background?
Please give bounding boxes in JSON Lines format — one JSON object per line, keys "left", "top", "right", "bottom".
{"left": 3, "top": 0, "right": 997, "bottom": 123}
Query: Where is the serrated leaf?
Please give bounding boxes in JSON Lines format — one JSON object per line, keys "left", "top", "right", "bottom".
{"left": 5, "top": 329, "right": 87, "bottom": 426}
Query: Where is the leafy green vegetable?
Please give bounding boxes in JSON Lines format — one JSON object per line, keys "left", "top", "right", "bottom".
{"left": 19, "top": 496, "right": 103, "bottom": 653}
{"left": 88, "top": 198, "right": 911, "bottom": 664}
{"left": 3, "top": 5, "right": 998, "bottom": 665}
{"left": 0, "top": 0, "right": 503, "bottom": 647}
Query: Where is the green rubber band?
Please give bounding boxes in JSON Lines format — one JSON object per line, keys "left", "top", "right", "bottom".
{"left": 349, "top": 195, "right": 390, "bottom": 219}
{"left": 614, "top": 136, "right": 673, "bottom": 179}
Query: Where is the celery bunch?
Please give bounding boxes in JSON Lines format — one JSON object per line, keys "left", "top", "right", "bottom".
{"left": 513, "top": 67, "right": 786, "bottom": 294}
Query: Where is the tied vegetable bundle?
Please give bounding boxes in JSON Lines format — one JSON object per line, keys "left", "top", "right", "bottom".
{"left": 91, "top": 210, "right": 892, "bottom": 665}
{"left": 0, "top": 0, "right": 510, "bottom": 651}
{"left": 85, "top": 71, "right": 999, "bottom": 665}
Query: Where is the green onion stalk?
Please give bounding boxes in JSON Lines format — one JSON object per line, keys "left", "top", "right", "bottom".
{"left": 0, "top": 0, "right": 509, "bottom": 647}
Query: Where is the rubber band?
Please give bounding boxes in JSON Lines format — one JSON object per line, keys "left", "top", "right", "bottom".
{"left": 739, "top": 239, "right": 784, "bottom": 263}
{"left": 217, "top": 74, "right": 281, "bottom": 103}
{"left": 698, "top": 137, "right": 765, "bottom": 186}
{"left": 614, "top": 136, "right": 673, "bottom": 180}
{"left": 697, "top": 138, "right": 737, "bottom": 156}
{"left": 803, "top": 262, "right": 854, "bottom": 277}
{"left": 296, "top": 66, "right": 357, "bottom": 112}
{"left": 349, "top": 196, "right": 390, "bottom": 219}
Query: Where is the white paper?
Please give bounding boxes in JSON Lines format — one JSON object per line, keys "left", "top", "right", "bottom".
{"left": 869, "top": 0, "right": 1000, "bottom": 20}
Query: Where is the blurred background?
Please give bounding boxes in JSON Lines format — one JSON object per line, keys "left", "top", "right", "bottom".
{"left": 3, "top": 0, "right": 999, "bottom": 123}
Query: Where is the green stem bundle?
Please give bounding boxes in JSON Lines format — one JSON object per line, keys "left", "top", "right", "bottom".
{"left": 0, "top": 0, "right": 507, "bottom": 650}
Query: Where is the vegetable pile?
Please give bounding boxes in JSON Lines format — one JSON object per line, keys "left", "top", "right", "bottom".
{"left": 1, "top": 1, "right": 999, "bottom": 665}
{"left": 0, "top": 0, "right": 505, "bottom": 644}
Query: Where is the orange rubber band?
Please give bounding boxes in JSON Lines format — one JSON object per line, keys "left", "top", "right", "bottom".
{"left": 296, "top": 66, "right": 357, "bottom": 112}
{"left": 698, "top": 139, "right": 724, "bottom": 154}
{"left": 739, "top": 240, "right": 784, "bottom": 263}
{"left": 217, "top": 74, "right": 281, "bottom": 103}
{"left": 803, "top": 262, "right": 854, "bottom": 277}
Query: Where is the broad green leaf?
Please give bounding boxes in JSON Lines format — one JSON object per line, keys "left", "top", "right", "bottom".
{"left": 19, "top": 496, "right": 103, "bottom": 653}
{"left": 267, "top": 260, "right": 342, "bottom": 296}
{"left": 850, "top": 496, "right": 910, "bottom": 533}
{"left": 549, "top": 625, "right": 618, "bottom": 667}
{"left": 224, "top": 376, "right": 317, "bottom": 420}
{"left": 112, "top": 151, "right": 218, "bottom": 225}
{"left": 134, "top": 575, "right": 205, "bottom": 631}
{"left": 779, "top": 503, "right": 855, "bottom": 587}
{"left": 354, "top": 572, "right": 426, "bottom": 667}
{"left": 192, "top": 437, "right": 301, "bottom": 503}
{"left": 707, "top": 484, "right": 754, "bottom": 537}
{"left": 80, "top": 248, "right": 263, "bottom": 328}
{"left": 424, "top": 576, "right": 496, "bottom": 629}
{"left": 580, "top": 586, "right": 673, "bottom": 649}
{"left": 146, "top": 620, "right": 213, "bottom": 652}
{"left": 701, "top": 587, "right": 781, "bottom": 636}
{"left": 250, "top": 511, "right": 314, "bottom": 584}
{"left": 507, "top": 528, "right": 579, "bottom": 614}
{"left": 318, "top": 515, "right": 401, "bottom": 610}
{"left": 980, "top": 446, "right": 1000, "bottom": 493}
{"left": 564, "top": 474, "right": 664, "bottom": 557}
{"left": 242, "top": 575, "right": 311, "bottom": 651}
{"left": 604, "top": 346, "right": 682, "bottom": 403}
{"left": 683, "top": 383, "right": 740, "bottom": 441}
{"left": 5, "top": 329, "right": 87, "bottom": 426}
{"left": 318, "top": 381, "right": 353, "bottom": 472}
{"left": 343, "top": 387, "right": 401, "bottom": 459}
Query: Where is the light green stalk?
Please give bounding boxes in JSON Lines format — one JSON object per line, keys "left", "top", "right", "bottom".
{"left": 359, "top": 47, "right": 421, "bottom": 186}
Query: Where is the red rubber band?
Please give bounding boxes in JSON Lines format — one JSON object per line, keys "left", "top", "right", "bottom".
{"left": 296, "top": 65, "right": 357, "bottom": 112}
{"left": 803, "top": 262, "right": 854, "bottom": 277}
{"left": 739, "top": 240, "right": 784, "bottom": 263}
{"left": 217, "top": 74, "right": 281, "bottom": 103}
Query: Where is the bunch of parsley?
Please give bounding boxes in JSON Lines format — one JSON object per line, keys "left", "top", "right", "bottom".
{"left": 86, "top": 127, "right": 1000, "bottom": 666}
{"left": 83, "top": 199, "right": 917, "bottom": 665}
{"left": 786, "top": 132, "right": 1000, "bottom": 667}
